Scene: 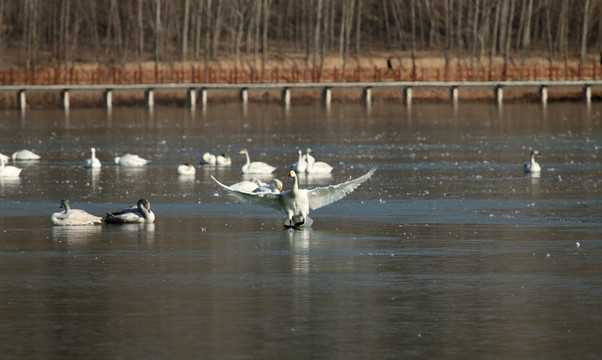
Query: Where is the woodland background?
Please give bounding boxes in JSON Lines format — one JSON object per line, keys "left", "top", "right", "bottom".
{"left": 1, "top": 0, "right": 601, "bottom": 72}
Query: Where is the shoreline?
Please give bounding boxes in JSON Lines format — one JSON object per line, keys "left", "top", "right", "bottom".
{"left": 1, "top": 82, "right": 600, "bottom": 110}
{"left": 2, "top": 52, "right": 601, "bottom": 109}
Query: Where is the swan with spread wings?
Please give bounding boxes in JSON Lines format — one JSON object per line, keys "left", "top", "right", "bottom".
{"left": 212, "top": 168, "right": 375, "bottom": 228}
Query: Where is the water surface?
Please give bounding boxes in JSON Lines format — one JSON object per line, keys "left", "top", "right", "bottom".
{"left": 1, "top": 102, "right": 601, "bottom": 359}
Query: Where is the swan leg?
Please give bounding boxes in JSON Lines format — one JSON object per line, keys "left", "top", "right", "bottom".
{"left": 284, "top": 218, "right": 303, "bottom": 229}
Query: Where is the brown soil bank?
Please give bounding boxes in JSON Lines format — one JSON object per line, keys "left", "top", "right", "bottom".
{"left": 1, "top": 52, "right": 601, "bottom": 108}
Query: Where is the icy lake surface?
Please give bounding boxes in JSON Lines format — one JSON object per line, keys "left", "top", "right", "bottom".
{"left": 1, "top": 102, "right": 601, "bottom": 359}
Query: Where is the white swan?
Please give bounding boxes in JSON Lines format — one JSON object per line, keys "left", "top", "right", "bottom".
{"left": 177, "top": 163, "right": 196, "bottom": 175}
{"left": 216, "top": 153, "right": 232, "bottom": 166}
{"left": 104, "top": 199, "right": 155, "bottom": 223}
{"left": 83, "top": 147, "right": 102, "bottom": 169}
{"left": 0, "top": 158, "right": 22, "bottom": 177}
{"left": 114, "top": 154, "right": 149, "bottom": 167}
{"left": 201, "top": 152, "right": 217, "bottom": 165}
{"left": 229, "top": 178, "right": 265, "bottom": 192}
{"left": 12, "top": 149, "right": 41, "bottom": 161}
{"left": 305, "top": 149, "right": 333, "bottom": 174}
{"left": 291, "top": 150, "right": 307, "bottom": 173}
{"left": 304, "top": 148, "right": 315, "bottom": 165}
{"left": 240, "top": 149, "right": 276, "bottom": 174}
{"left": 212, "top": 168, "right": 375, "bottom": 228}
{"left": 51, "top": 199, "right": 102, "bottom": 226}
{"left": 523, "top": 150, "right": 541, "bottom": 173}
{"left": 253, "top": 179, "right": 283, "bottom": 194}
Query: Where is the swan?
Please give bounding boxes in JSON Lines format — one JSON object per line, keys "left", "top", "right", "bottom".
{"left": 51, "top": 199, "right": 102, "bottom": 226}
{"left": 83, "top": 147, "right": 101, "bottom": 169}
{"left": 104, "top": 199, "right": 155, "bottom": 223}
{"left": 305, "top": 149, "right": 333, "bottom": 174}
{"left": 291, "top": 150, "right": 307, "bottom": 173}
{"left": 0, "top": 153, "right": 9, "bottom": 163}
{"left": 201, "top": 152, "right": 217, "bottom": 165}
{"left": 523, "top": 150, "right": 541, "bottom": 173}
{"left": 12, "top": 149, "right": 41, "bottom": 161}
{"left": 304, "top": 148, "right": 315, "bottom": 165}
{"left": 253, "top": 179, "right": 283, "bottom": 194}
{"left": 240, "top": 149, "right": 276, "bottom": 174}
{"left": 229, "top": 178, "right": 265, "bottom": 192}
{"left": 212, "top": 168, "right": 375, "bottom": 228}
{"left": 0, "top": 157, "right": 22, "bottom": 177}
{"left": 114, "top": 154, "right": 149, "bottom": 167}
{"left": 177, "top": 163, "right": 196, "bottom": 175}
{"left": 216, "top": 153, "right": 232, "bottom": 166}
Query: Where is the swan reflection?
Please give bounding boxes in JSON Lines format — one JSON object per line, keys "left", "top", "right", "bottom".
{"left": 287, "top": 228, "right": 312, "bottom": 275}
{"left": 52, "top": 225, "right": 102, "bottom": 245}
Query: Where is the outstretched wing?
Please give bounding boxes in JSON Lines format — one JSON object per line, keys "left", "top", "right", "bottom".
{"left": 212, "top": 176, "right": 284, "bottom": 212}
{"left": 307, "top": 168, "right": 375, "bottom": 210}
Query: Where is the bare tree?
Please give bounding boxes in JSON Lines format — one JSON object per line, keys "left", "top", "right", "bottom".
{"left": 580, "top": 0, "right": 591, "bottom": 65}
{"left": 313, "top": 0, "right": 323, "bottom": 70}
{"left": 182, "top": 0, "right": 191, "bottom": 59}
{"left": 138, "top": 0, "right": 144, "bottom": 61}
{"left": 154, "top": 0, "right": 161, "bottom": 64}
{"left": 520, "top": 0, "right": 533, "bottom": 66}
{"left": 211, "top": 0, "right": 222, "bottom": 58}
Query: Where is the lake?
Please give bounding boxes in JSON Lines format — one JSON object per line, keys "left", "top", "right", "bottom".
{"left": 1, "top": 102, "right": 601, "bottom": 359}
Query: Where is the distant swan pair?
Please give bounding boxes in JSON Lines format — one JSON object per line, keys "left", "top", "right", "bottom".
{"left": 82, "top": 148, "right": 149, "bottom": 168}
{"left": 51, "top": 199, "right": 155, "bottom": 226}
{"left": 201, "top": 152, "right": 231, "bottom": 166}
{"left": 291, "top": 148, "right": 333, "bottom": 174}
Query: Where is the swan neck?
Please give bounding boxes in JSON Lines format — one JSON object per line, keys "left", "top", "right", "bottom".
{"left": 138, "top": 201, "right": 150, "bottom": 218}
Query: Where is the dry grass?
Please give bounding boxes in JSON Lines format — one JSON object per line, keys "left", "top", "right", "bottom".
{"left": 1, "top": 51, "right": 600, "bottom": 108}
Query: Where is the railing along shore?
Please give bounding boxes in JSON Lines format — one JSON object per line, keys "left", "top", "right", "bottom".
{"left": 1, "top": 64, "right": 600, "bottom": 111}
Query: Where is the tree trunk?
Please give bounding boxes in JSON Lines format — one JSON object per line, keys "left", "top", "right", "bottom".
{"left": 355, "top": 0, "right": 361, "bottom": 54}
{"left": 503, "top": 0, "right": 515, "bottom": 68}
{"left": 470, "top": 0, "right": 481, "bottom": 68}
{"left": 253, "top": 0, "right": 261, "bottom": 68}
{"left": 498, "top": 0, "right": 508, "bottom": 54}
{"left": 262, "top": 0, "right": 271, "bottom": 78}
{"left": 182, "top": 0, "right": 190, "bottom": 59}
{"left": 544, "top": 0, "right": 553, "bottom": 64}
{"left": 382, "top": 0, "right": 392, "bottom": 49}
{"left": 342, "top": 0, "right": 356, "bottom": 76}
{"left": 456, "top": 0, "right": 463, "bottom": 68}
{"left": 138, "top": 0, "right": 144, "bottom": 61}
{"left": 411, "top": 0, "right": 416, "bottom": 69}
{"left": 194, "top": 1, "right": 203, "bottom": 58}
{"left": 204, "top": 0, "right": 212, "bottom": 69}
{"left": 155, "top": 0, "right": 161, "bottom": 64}
{"left": 520, "top": 0, "right": 533, "bottom": 66}
{"left": 338, "top": 0, "right": 348, "bottom": 74}
{"left": 313, "top": 0, "right": 323, "bottom": 70}
{"left": 580, "top": 0, "right": 591, "bottom": 65}
{"left": 444, "top": 0, "right": 452, "bottom": 67}
{"left": 211, "top": 0, "right": 222, "bottom": 58}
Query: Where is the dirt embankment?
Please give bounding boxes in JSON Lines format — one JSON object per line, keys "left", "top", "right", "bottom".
{"left": 1, "top": 51, "right": 600, "bottom": 108}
